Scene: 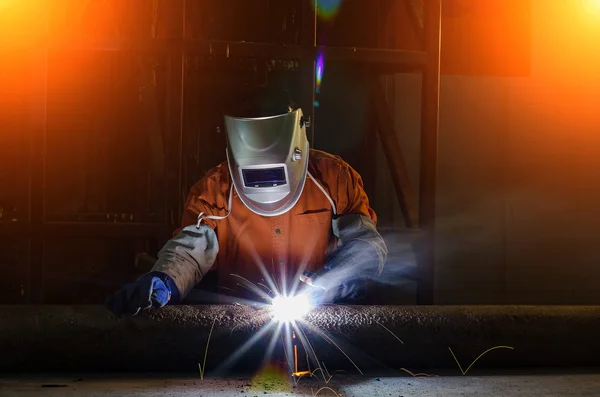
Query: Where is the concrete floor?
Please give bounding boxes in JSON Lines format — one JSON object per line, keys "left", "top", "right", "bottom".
{"left": 2, "top": 371, "right": 600, "bottom": 397}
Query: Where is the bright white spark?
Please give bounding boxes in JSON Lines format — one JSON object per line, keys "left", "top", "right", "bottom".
{"left": 271, "top": 293, "right": 312, "bottom": 323}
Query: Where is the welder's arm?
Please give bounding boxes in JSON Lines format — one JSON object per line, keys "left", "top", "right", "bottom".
{"left": 300, "top": 159, "right": 387, "bottom": 302}
{"left": 106, "top": 224, "right": 218, "bottom": 316}
{"left": 302, "top": 214, "right": 387, "bottom": 302}
{"left": 328, "top": 213, "right": 388, "bottom": 276}
{"left": 150, "top": 223, "right": 219, "bottom": 302}
{"left": 320, "top": 214, "right": 388, "bottom": 300}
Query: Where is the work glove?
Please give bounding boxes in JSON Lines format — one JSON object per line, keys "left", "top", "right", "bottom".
{"left": 299, "top": 270, "right": 365, "bottom": 304}
{"left": 106, "top": 272, "right": 175, "bottom": 316}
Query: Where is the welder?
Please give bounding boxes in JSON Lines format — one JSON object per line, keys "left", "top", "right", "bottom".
{"left": 107, "top": 93, "right": 388, "bottom": 316}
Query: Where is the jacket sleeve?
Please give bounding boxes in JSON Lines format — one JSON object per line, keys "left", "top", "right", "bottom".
{"left": 317, "top": 160, "right": 388, "bottom": 297}
{"left": 151, "top": 168, "right": 228, "bottom": 300}
{"left": 151, "top": 223, "right": 219, "bottom": 301}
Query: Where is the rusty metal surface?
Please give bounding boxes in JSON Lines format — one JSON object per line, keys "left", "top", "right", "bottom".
{"left": 2, "top": 305, "right": 600, "bottom": 373}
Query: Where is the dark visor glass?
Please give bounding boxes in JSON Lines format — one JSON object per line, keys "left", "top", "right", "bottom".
{"left": 242, "top": 167, "right": 287, "bottom": 188}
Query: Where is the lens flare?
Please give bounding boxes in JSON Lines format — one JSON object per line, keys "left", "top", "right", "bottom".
{"left": 312, "top": 0, "right": 343, "bottom": 20}
{"left": 316, "top": 51, "right": 325, "bottom": 94}
{"left": 271, "top": 294, "right": 311, "bottom": 323}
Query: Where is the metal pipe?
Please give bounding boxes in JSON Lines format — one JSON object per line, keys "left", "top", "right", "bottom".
{"left": 3, "top": 305, "right": 600, "bottom": 373}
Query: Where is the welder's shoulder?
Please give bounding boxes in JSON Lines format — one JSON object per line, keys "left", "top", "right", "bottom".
{"left": 187, "top": 162, "right": 231, "bottom": 210}
{"left": 308, "top": 149, "right": 356, "bottom": 179}
{"left": 308, "top": 149, "right": 351, "bottom": 172}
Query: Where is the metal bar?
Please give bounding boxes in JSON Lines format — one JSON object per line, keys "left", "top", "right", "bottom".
{"left": 165, "top": 1, "right": 186, "bottom": 226}
{"left": 10, "top": 36, "right": 259, "bottom": 55}
{"left": 182, "top": 0, "right": 188, "bottom": 39}
{"left": 367, "top": 77, "right": 419, "bottom": 228}
{"left": 403, "top": 0, "right": 425, "bottom": 49}
{"left": 0, "top": 223, "right": 175, "bottom": 239}
{"left": 319, "top": 46, "right": 427, "bottom": 65}
{"left": 379, "top": 14, "right": 401, "bottom": 226}
{"left": 9, "top": 37, "right": 428, "bottom": 66}
{"left": 417, "top": 0, "right": 442, "bottom": 305}
{"left": 46, "top": 37, "right": 183, "bottom": 53}
{"left": 300, "top": 62, "right": 316, "bottom": 146}
{"left": 186, "top": 40, "right": 305, "bottom": 59}
{"left": 361, "top": 102, "right": 378, "bottom": 199}
{"left": 383, "top": 0, "right": 399, "bottom": 50}
{"left": 43, "top": 223, "right": 176, "bottom": 239}
{"left": 3, "top": 305, "right": 600, "bottom": 372}
{"left": 41, "top": 38, "right": 306, "bottom": 59}
{"left": 27, "top": 48, "right": 48, "bottom": 304}
{"left": 301, "top": 0, "right": 317, "bottom": 147}
{"left": 189, "top": 42, "right": 429, "bottom": 66}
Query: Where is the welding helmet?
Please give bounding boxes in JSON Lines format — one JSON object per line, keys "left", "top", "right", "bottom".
{"left": 224, "top": 108, "right": 310, "bottom": 217}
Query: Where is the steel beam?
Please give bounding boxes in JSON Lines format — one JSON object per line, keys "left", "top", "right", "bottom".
{"left": 416, "top": 0, "right": 442, "bottom": 305}
{"left": 27, "top": 50, "right": 48, "bottom": 304}
{"left": 404, "top": 0, "right": 425, "bottom": 48}
{"left": 186, "top": 40, "right": 305, "bottom": 59}
{"left": 0, "top": 223, "right": 175, "bottom": 239}
{"left": 318, "top": 46, "right": 427, "bottom": 65}
{"left": 300, "top": 0, "right": 317, "bottom": 147}
{"left": 11, "top": 36, "right": 429, "bottom": 66}
{"left": 2, "top": 305, "right": 600, "bottom": 373}
{"left": 367, "top": 76, "right": 419, "bottom": 228}
{"left": 166, "top": 3, "right": 186, "bottom": 226}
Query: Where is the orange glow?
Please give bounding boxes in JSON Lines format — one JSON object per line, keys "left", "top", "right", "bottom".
{"left": 578, "top": 0, "right": 600, "bottom": 21}
{"left": 506, "top": 0, "right": 600, "bottom": 171}
{"left": 0, "top": 1, "right": 115, "bottom": 47}
{"left": 585, "top": 0, "right": 600, "bottom": 12}
{"left": 0, "top": 0, "right": 47, "bottom": 46}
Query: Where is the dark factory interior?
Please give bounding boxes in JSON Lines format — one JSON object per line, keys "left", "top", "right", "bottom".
{"left": 2, "top": 0, "right": 600, "bottom": 396}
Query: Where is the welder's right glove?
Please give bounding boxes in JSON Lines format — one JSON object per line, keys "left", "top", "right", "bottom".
{"left": 300, "top": 213, "right": 387, "bottom": 304}
{"left": 300, "top": 269, "right": 365, "bottom": 304}
{"left": 106, "top": 271, "right": 180, "bottom": 316}
{"left": 299, "top": 270, "right": 333, "bottom": 304}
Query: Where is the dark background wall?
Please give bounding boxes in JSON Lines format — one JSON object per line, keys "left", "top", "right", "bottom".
{"left": 366, "top": 0, "right": 600, "bottom": 304}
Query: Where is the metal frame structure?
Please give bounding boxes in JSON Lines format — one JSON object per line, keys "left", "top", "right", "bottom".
{"left": 0, "top": 0, "right": 441, "bottom": 305}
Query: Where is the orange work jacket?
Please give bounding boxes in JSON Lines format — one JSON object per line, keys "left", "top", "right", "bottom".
{"left": 176, "top": 149, "right": 377, "bottom": 297}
